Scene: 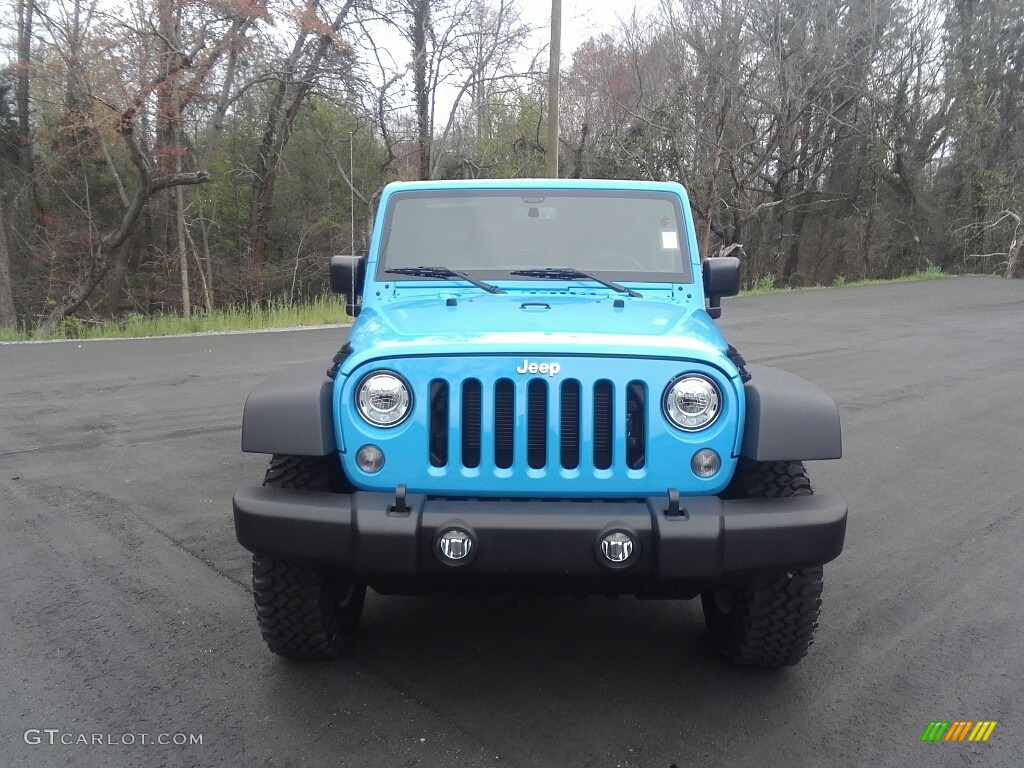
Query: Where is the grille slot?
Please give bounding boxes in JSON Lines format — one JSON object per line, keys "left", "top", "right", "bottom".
{"left": 593, "top": 379, "right": 614, "bottom": 470}
{"left": 429, "top": 380, "right": 448, "bottom": 467}
{"left": 560, "top": 380, "right": 581, "bottom": 469}
{"left": 494, "top": 379, "right": 514, "bottom": 469}
{"left": 461, "top": 379, "right": 482, "bottom": 468}
{"left": 527, "top": 379, "right": 548, "bottom": 469}
{"left": 626, "top": 381, "right": 646, "bottom": 469}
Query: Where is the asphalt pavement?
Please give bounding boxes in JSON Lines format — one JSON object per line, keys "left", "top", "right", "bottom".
{"left": 1, "top": 276, "right": 1021, "bottom": 768}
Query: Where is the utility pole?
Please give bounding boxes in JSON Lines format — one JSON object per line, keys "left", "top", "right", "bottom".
{"left": 349, "top": 132, "right": 355, "bottom": 257}
{"left": 546, "top": 0, "right": 561, "bottom": 178}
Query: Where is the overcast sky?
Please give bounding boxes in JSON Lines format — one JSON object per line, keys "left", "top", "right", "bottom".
{"left": 357, "top": 0, "right": 663, "bottom": 127}
{"left": 520, "top": 0, "right": 660, "bottom": 58}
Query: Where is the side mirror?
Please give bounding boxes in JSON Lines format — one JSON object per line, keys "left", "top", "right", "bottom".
{"left": 331, "top": 254, "right": 366, "bottom": 317}
{"left": 702, "top": 256, "right": 740, "bottom": 319}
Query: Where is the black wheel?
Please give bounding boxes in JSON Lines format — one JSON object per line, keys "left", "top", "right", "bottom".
{"left": 701, "top": 460, "right": 824, "bottom": 668}
{"left": 251, "top": 455, "right": 365, "bottom": 660}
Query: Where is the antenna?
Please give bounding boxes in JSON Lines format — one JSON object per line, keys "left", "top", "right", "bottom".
{"left": 349, "top": 130, "right": 356, "bottom": 315}
{"left": 349, "top": 131, "right": 355, "bottom": 258}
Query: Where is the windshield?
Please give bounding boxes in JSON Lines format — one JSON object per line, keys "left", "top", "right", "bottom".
{"left": 378, "top": 190, "right": 692, "bottom": 283}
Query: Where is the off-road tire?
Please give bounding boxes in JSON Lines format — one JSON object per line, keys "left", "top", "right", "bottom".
{"left": 263, "top": 453, "right": 355, "bottom": 493}
{"left": 252, "top": 454, "right": 365, "bottom": 660}
{"left": 702, "top": 460, "right": 824, "bottom": 668}
{"left": 721, "top": 458, "right": 812, "bottom": 499}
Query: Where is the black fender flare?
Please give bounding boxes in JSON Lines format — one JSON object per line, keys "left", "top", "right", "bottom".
{"left": 741, "top": 364, "right": 842, "bottom": 461}
{"left": 241, "top": 362, "right": 335, "bottom": 456}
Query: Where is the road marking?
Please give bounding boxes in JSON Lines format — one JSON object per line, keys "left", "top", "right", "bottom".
{"left": 0, "top": 323, "right": 352, "bottom": 345}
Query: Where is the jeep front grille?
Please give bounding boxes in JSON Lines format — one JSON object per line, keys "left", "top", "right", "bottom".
{"left": 429, "top": 377, "right": 647, "bottom": 472}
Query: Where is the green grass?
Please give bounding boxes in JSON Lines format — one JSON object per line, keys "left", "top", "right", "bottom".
{"left": 739, "top": 265, "right": 946, "bottom": 297}
{"left": 831, "top": 265, "right": 946, "bottom": 287}
{"left": 743, "top": 274, "right": 779, "bottom": 295}
{"left": 0, "top": 294, "right": 351, "bottom": 342}
{"left": 0, "top": 268, "right": 951, "bottom": 342}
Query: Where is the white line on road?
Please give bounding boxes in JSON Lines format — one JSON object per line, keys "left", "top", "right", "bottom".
{"left": 0, "top": 323, "right": 353, "bottom": 345}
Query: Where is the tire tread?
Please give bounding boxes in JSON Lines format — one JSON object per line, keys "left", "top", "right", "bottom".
{"left": 251, "top": 454, "right": 364, "bottom": 660}
{"left": 703, "top": 460, "right": 824, "bottom": 668}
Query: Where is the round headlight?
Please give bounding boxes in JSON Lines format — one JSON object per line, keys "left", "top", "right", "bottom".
{"left": 356, "top": 372, "right": 412, "bottom": 427}
{"left": 663, "top": 374, "right": 721, "bottom": 431}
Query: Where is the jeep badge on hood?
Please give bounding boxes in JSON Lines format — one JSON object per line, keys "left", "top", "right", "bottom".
{"left": 516, "top": 359, "right": 561, "bottom": 376}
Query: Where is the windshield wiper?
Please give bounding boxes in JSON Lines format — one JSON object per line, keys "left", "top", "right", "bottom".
{"left": 386, "top": 266, "right": 506, "bottom": 294}
{"left": 509, "top": 268, "right": 643, "bottom": 298}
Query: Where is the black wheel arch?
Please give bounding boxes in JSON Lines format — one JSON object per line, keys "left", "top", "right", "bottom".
{"left": 740, "top": 364, "right": 842, "bottom": 462}
{"left": 241, "top": 362, "right": 336, "bottom": 457}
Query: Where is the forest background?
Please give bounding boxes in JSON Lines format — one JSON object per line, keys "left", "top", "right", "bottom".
{"left": 0, "top": 0, "right": 1021, "bottom": 335}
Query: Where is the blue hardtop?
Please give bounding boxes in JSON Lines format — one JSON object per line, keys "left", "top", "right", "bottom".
{"left": 370, "top": 179, "right": 700, "bottom": 277}
{"left": 375, "top": 177, "right": 699, "bottom": 193}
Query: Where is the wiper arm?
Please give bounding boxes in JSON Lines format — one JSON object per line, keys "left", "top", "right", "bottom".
{"left": 386, "top": 266, "right": 506, "bottom": 294}
{"left": 509, "top": 268, "right": 643, "bottom": 298}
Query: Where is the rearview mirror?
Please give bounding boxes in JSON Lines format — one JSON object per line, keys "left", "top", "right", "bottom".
{"left": 330, "top": 254, "right": 367, "bottom": 317}
{"left": 702, "top": 256, "right": 740, "bottom": 319}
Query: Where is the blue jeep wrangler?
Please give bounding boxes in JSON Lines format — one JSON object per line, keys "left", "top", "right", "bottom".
{"left": 233, "top": 179, "right": 846, "bottom": 668}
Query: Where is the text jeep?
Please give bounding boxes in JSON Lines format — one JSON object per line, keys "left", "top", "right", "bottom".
{"left": 233, "top": 179, "right": 846, "bottom": 668}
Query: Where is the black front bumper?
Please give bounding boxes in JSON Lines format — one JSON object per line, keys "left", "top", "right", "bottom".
{"left": 233, "top": 487, "right": 846, "bottom": 589}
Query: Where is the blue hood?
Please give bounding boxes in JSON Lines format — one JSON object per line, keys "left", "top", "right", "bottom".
{"left": 343, "top": 291, "right": 735, "bottom": 375}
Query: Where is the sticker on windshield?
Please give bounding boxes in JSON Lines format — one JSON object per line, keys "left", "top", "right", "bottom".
{"left": 661, "top": 231, "right": 679, "bottom": 249}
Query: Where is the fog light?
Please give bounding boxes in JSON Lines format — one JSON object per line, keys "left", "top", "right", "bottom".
{"left": 600, "top": 532, "right": 634, "bottom": 563}
{"left": 438, "top": 529, "right": 473, "bottom": 562}
{"left": 691, "top": 448, "right": 721, "bottom": 478}
{"left": 356, "top": 444, "right": 384, "bottom": 473}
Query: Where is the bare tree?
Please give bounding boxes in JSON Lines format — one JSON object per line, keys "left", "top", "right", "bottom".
{"left": 246, "top": 0, "right": 357, "bottom": 300}
{"left": 0, "top": 138, "right": 18, "bottom": 324}
{"left": 1005, "top": 212, "right": 1024, "bottom": 279}
{"left": 411, "top": 0, "right": 431, "bottom": 179}
{"left": 34, "top": 0, "right": 262, "bottom": 333}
